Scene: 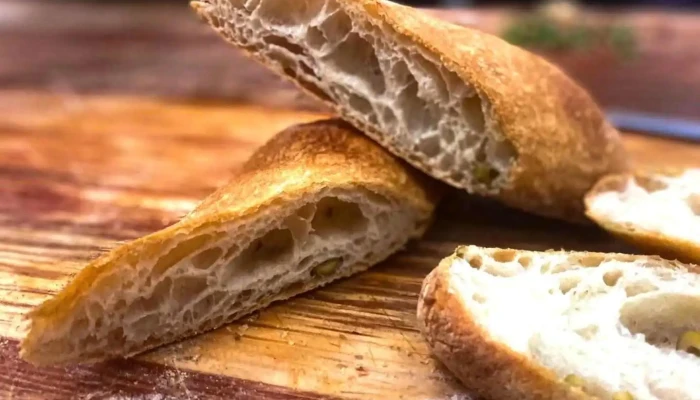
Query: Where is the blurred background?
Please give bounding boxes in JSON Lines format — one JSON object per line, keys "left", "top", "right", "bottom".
{"left": 1, "top": 0, "right": 699, "bottom": 137}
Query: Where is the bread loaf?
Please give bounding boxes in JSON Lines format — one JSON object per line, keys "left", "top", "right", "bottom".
{"left": 417, "top": 245, "right": 700, "bottom": 400}
{"left": 585, "top": 168, "right": 700, "bottom": 264}
{"left": 21, "top": 119, "right": 441, "bottom": 365}
{"left": 191, "top": 0, "right": 630, "bottom": 222}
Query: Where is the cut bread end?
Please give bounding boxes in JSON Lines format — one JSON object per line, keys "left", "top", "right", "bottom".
{"left": 585, "top": 169, "right": 700, "bottom": 264}
{"left": 20, "top": 119, "right": 437, "bottom": 366}
{"left": 418, "top": 245, "right": 700, "bottom": 400}
{"left": 21, "top": 188, "right": 425, "bottom": 366}
{"left": 191, "top": 0, "right": 516, "bottom": 195}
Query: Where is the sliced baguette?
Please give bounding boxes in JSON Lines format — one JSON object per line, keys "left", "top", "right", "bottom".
{"left": 190, "top": 0, "right": 630, "bottom": 223}
{"left": 20, "top": 118, "right": 441, "bottom": 366}
{"left": 417, "top": 245, "right": 700, "bottom": 400}
{"left": 585, "top": 168, "right": 700, "bottom": 265}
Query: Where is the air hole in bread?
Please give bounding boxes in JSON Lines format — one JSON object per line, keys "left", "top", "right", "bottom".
{"left": 688, "top": 193, "right": 700, "bottom": 215}
{"left": 263, "top": 35, "right": 305, "bottom": 57}
{"left": 492, "top": 249, "right": 517, "bottom": 263}
{"left": 238, "top": 289, "right": 254, "bottom": 303}
{"left": 172, "top": 276, "right": 208, "bottom": 308}
{"left": 467, "top": 255, "right": 483, "bottom": 269}
{"left": 635, "top": 175, "right": 669, "bottom": 193}
{"left": 472, "top": 293, "right": 486, "bottom": 304}
{"left": 127, "top": 277, "right": 173, "bottom": 316}
{"left": 559, "top": 276, "right": 581, "bottom": 294}
{"left": 282, "top": 66, "right": 333, "bottom": 103}
{"left": 299, "top": 62, "right": 316, "bottom": 78}
{"left": 131, "top": 313, "right": 160, "bottom": 336}
{"left": 315, "top": 7, "right": 352, "bottom": 44}
{"left": 192, "top": 247, "right": 224, "bottom": 270}
{"left": 256, "top": 0, "right": 323, "bottom": 26}
{"left": 236, "top": 228, "right": 295, "bottom": 274}
{"left": 620, "top": 292, "right": 700, "bottom": 348}
{"left": 306, "top": 26, "right": 326, "bottom": 50}
{"left": 398, "top": 80, "right": 430, "bottom": 134}
{"left": 295, "top": 203, "right": 317, "bottom": 220}
{"left": 190, "top": 291, "right": 226, "bottom": 322}
{"left": 284, "top": 214, "right": 312, "bottom": 242}
{"left": 624, "top": 281, "right": 659, "bottom": 297}
{"left": 518, "top": 257, "right": 532, "bottom": 267}
{"left": 323, "top": 32, "right": 386, "bottom": 94}
{"left": 153, "top": 234, "right": 213, "bottom": 278}
{"left": 580, "top": 255, "right": 606, "bottom": 268}
{"left": 603, "top": 269, "right": 623, "bottom": 286}
{"left": 311, "top": 197, "right": 368, "bottom": 235}
{"left": 461, "top": 95, "right": 485, "bottom": 133}
{"left": 279, "top": 280, "right": 306, "bottom": 298}
{"left": 107, "top": 327, "right": 126, "bottom": 347}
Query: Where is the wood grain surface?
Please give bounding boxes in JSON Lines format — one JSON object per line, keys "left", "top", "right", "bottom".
{"left": 0, "top": 90, "right": 698, "bottom": 400}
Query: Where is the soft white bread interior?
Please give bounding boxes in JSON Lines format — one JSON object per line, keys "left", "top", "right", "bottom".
{"left": 190, "top": 0, "right": 629, "bottom": 223}
{"left": 20, "top": 119, "right": 440, "bottom": 366}
{"left": 585, "top": 169, "right": 700, "bottom": 264}
{"left": 417, "top": 245, "right": 700, "bottom": 400}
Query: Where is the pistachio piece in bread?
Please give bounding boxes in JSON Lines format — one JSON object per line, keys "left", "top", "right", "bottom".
{"left": 585, "top": 168, "right": 700, "bottom": 264}
{"left": 20, "top": 119, "right": 441, "bottom": 366}
{"left": 417, "top": 245, "right": 700, "bottom": 400}
{"left": 190, "top": 0, "right": 630, "bottom": 223}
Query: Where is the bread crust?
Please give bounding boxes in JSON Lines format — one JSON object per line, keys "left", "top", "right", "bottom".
{"left": 585, "top": 169, "right": 700, "bottom": 265}
{"left": 21, "top": 118, "right": 443, "bottom": 365}
{"left": 191, "top": 0, "right": 630, "bottom": 223}
{"left": 417, "top": 253, "right": 594, "bottom": 400}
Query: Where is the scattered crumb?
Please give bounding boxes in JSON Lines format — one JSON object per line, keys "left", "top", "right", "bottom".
{"left": 421, "top": 358, "right": 430, "bottom": 365}
{"left": 245, "top": 313, "right": 260, "bottom": 322}
{"left": 287, "top": 340, "right": 295, "bottom": 346}
{"left": 355, "top": 366, "right": 369, "bottom": 377}
{"left": 354, "top": 355, "right": 363, "bottom": 360}
{"left": 280, "top": 331, "right": 289, "bottom": 339}
{"left": 238, "top": 324, "right": 249, "bottom": 333}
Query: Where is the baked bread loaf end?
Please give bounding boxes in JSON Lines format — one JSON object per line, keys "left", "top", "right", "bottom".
{"left": 417, "top": 245, "right": 700, "bottom": 400}
{"left": 21, "top": 119, "right": 441, "bottom": 366}
{"left": 586, "top": 168, "right": 700, "bottom": 264}
{"left": 191, "top": 0, "right": 630, "bottom": 223}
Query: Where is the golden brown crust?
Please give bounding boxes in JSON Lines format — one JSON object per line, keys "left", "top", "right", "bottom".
{"left": 585, "top": 170, "right": 700, "bottom": 265}
{"left": 21, "top": 118, "right": 443, "bottom": 364}
{"left": 416, "top": 255, "right": 593, "bottom": 400}
{"left": 359, "top": 0, "right": 630, "bottom": 223}
{"left": 192, "top": 0, "right": 630, "bottom": 224}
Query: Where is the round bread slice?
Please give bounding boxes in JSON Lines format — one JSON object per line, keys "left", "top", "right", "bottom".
{"left": 417, "top": 245, "right": 700, "bottom": 400}
{"left": 190, "top": 0, "right": 630, "bottom": 223}
{"left": 20, "top": 118, "right": 441, "bottom": 366}
{"left": 585, "top": 168, "right": 700, "bottom": 265}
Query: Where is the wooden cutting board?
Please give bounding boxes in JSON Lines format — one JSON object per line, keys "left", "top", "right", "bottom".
{"left": 0, "top": 90, "right": 699, "bottom": 400}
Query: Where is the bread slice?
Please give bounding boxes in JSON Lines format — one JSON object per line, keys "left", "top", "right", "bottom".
{"left": 20, "top": 118, "right": 441, "bottom": 366}
{"left": 585, "top": 169, "right": 700, "bottom": 265}
{"left": 190, "top": 0, "right": 630, "bottom": 222}
{"left": 417, "top": 245, "right": 700, "bottom": 400}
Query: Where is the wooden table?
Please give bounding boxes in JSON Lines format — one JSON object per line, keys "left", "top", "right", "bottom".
{"left": 1, "top": 2, "right": 699, "bottom": 400}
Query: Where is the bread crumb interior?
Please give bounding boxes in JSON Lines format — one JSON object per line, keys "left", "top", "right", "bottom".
{"left": 588, "top": 169, "right": 700, "bottom": 242}
{"left": 450, "top": 247, "right": 700, "bottom": 400}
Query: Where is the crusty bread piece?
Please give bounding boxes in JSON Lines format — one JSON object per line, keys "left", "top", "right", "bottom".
{"left": 585, "top": 168, "right": 700, "bottom": 265}
{"left": 190, "top": 0, "right": 630, "bottom": 223}
{"left": 417, "top": 245, "right": 700, "bottom": 400}
{"left": 20, "top": 119, "right": 441, "bottom": 366}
